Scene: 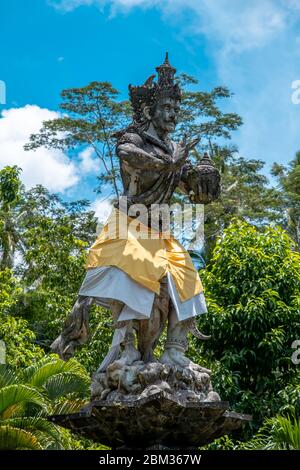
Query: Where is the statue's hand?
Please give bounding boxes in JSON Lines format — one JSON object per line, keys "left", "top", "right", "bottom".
{"left": 171, "top": 136, "right": 200, "bottom": 170}
{"left": 185, "top": 137, "right": 200, "bottom": 152}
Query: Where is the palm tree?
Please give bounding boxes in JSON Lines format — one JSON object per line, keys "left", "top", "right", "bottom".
{"left": 0, "top": 356, "right": 90, "bottom": 450}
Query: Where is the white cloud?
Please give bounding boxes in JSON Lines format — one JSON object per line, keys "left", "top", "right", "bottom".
{"left": 0, "top": 105, "right": 79, "bottom": 192}
{"left": 49, "top": 0, "right": 300, "bottom": 169}
{"left": 50, "top": 0, "right": 94, "bottom": 12}
{"left": 50, "top": 0, "right": 299, "bottom": 52}
{"left": 180, "top": 0, "right": 288, "bottom": 53}
{"left": 91, "top": 198, "right": 113, "bottom": 228}
{"left": 78, "top": 146, "right": 99, "bottom": 174}
{"left": 50, "top": 0, "right": 158, "bottom": 11}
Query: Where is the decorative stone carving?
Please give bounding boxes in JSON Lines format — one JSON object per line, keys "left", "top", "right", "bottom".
{"left": 90, "top": 361, "right": 219, "bottom": 404}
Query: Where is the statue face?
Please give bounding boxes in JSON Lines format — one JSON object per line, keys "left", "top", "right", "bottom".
{"left": 151, "top": 97, "right": 180, "bottom": 134}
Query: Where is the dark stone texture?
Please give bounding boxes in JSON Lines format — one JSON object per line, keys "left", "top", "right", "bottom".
{"left": 49, "top": 391, "right": 251, "bottom": 449}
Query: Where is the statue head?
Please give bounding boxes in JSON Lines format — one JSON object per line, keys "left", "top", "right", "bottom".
{"left": 129, "top": 53, "right": 181, "bottom": 135}
{"left": 144, "top": 95, "right": 180, "bottom": 134}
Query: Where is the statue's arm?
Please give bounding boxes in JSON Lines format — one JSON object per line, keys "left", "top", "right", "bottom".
{"left": 116, "top": 133, "right": 171, "bottom": 171}
{"left": 118, "top": 143, "right": 170, "bottom": 171}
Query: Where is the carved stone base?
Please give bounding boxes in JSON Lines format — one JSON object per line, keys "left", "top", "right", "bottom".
{"left": 90, "top": 361, "right": 219, "bottom": 403}
{"left": 49, "top": 391, "right": 251, "bottom": 449}
{"left": 49, "top": 361, "right": 251, "bottom": 448}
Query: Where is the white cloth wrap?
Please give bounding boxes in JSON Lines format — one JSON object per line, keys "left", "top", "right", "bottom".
{"left": 79, "top": 266, "right": 207, "bottom": 372}
{"left": 79, "top": 266, "right": 207, "bottom": 321}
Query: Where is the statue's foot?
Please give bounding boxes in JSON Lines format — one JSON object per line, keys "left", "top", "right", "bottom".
{"left": 108, "top": 344, "right": 141, "bottom": 371}
{"left": 141, "top": 349, "right": 159, "bottom": 363}
{"left": 160, "top": 347, "right": 211, "bottom": 375}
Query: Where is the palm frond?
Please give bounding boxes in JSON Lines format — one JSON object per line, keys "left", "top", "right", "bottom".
{"left": 241, "top": 415, "right": 300, "bottom": 450}
{"left": 4, "top": 416, "right": 64, "bottom": 450}
{"left": 0, "top": 385, "right": 48, "bottom": 419}
{"left": 0, "top": 425, "right": 43, "bottom": 450}
{"left": 44, "top": 372, "right": 89, "bottom": 400}
{"left": 52, "top": 398, "right": 88, "bottom": 415}
{"left": 22, "top": 356, "right": 90, "bottom": 389}
{"left": 0, "top": 365, "right": 18, "bottom": 387}
{"left": 269, "top": 415, "right": 300, "bottom": 450}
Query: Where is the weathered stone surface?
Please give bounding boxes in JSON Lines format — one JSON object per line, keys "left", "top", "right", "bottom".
{"left": 49, "top": 391, "right": 251, "bottom": 449}
{"left": 90, "top": 361, "right": 219, "bottom": 403}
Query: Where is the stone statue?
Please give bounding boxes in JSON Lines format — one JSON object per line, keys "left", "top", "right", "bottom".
{"left": 49, "top": 55, "right": 252, "bottom": 449}
{"left": 51, "top": 53, "right": 221, "bottom": 403}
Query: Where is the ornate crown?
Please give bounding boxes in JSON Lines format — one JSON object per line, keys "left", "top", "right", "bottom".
{"left": 129, "top": 53, "right": 181, "bottom": 125}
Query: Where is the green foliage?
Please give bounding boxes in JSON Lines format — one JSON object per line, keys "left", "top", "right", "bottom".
{"left": 277, "top": 374, "right": 300, "bottom": 416}
{"left": 0, "top": 316, "right": 44, "bottom": 369}
{"left": 25, "top": 82, "right": 131, "bottom": 197}
{"left": 9, "top": 185, "right": 98, "bottom": 344}
{"left": 74, "top": 304, "right": 113, "bottom": 373}
{"left": 195, "top": 220, "right": 300, "bottom": 426}
{"left": 0, "top": 166, "right": 23, "bottom": 269}
{"left": 21, "top": 355, "right": 90, "bottom": 398}
{"left": 204, "top": 435, "right": 237, "bottom": 450}
{"left": 0, "top": 356, "right": 90, "bottom": 450}
{"left": 272, "top": 151, "right": 300, "bottom": 249}
{"left": 205, "top": 415, "right": 300, "bottom": 450}
{"left": 0, "top": 268, "right": 21, "bottom": 314}
{"left": 0, "top": 166, "right": 21, "bottom": 208}
{"left": 0, "top": 425, "right": 44, "bottom": 450}
{"left": 0, "top": 268, "right": 44, "bottom": 367}
{"left": 203, "top": 147, "right": 283, "bottom": 258}
{"left": 240, "top": 415, "right": 300, "bottom": 450}
{"left": 173, "top": 77, "right": 283, "bottom": 257}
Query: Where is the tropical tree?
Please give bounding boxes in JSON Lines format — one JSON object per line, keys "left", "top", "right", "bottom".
{"left": 0, "top": 268, "right": 21, "bottom": 315}
{"left": 193, "top": 219, "right": 300, "bottom": 426}
{"left": 24, "top": 82, "right": 131, "bottom": 198}
{"left": 0, "top": 181, "right": 97, "bottom": 347}
{"left": 0, "top": 356, "right": 90, "bottom": 450}
{"left": 174, "top": 76, "right": 283, "bottom": 256}
{"left": 198, "top": 145, "right": 283, "bottom": 258}
{"left": 272, "top": 151, "right": 300, "bottom": 249}
{"left": 0, "top": 169, "right": 109, "bottom": 372}
{"left": 0, "top": 315, "right": 44, "bottom": 369}
{"left": 0, "top": 166, "right": 22, "bottom": 269}
{"left": 24, "top": 75, "right": 242, "bottom": 199}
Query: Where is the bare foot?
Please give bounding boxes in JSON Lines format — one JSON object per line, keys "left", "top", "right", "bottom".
{"left": 108, "top": 343, "right": 141, "bottom": 371}
{"left": 160, "top": 348, "right": 211, "bottom": 375}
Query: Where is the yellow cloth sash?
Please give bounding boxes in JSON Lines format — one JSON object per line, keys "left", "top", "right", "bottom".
{"left": 86, "top": 209, "right": 203, "bottom": 302}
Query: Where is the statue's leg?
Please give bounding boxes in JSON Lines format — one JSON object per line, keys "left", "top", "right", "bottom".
{"left": 101, "top": 302, "right": 141, "bottom": 372}
{"left": 160, "top": 307, "right": 211, "bottom": 374}
{"left": 111, "top": 321, "right": 141, "bottom": 368}
{"left": 137, "top": 276, "right": 169, "bottom": 362}
{"left": 51, "top": 295, "right": 94, "bottom": 360}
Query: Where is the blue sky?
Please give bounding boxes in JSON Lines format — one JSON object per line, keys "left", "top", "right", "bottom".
{"left": 1, "top": 0, "right": 300, "bottom": 218}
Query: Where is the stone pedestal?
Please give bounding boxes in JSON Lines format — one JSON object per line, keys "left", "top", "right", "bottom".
{"left": 49, "top": 391, "right": 251, "bottom": 449}
{"left": 49, "top": 362, "right": 251, "bottom": 449}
